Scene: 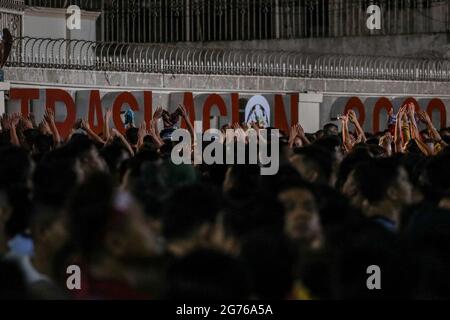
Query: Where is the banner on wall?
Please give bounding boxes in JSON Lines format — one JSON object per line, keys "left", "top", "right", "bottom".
{"left": 6, "top": 88, "right": 300, "bottom": 138}
{"left": 5, "top": 87, "right": 450, "bottom": 139}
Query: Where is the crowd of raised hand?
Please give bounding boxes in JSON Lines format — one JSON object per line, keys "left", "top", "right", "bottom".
{"left": 0, "top": 102, "right": 450, "bottom": 300}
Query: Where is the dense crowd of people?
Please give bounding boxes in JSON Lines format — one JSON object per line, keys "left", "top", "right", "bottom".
{"left": 1, "top": 102, "right": 450, "bottom": 300}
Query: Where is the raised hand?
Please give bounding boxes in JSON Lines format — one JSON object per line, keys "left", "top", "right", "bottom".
{"left": 289, "top": 125, "right": 297, "bottom": 139}
{"left": 44, "top": 108, "right": 56, "bottom": 124}
{"left": 388, "top": 107, "right": 394, "bottom": 117}
{"left": 105, "top": 108, "right": 112, "bottom": 122}
{"left": 110, "top": 127, "right": 119, "bottom": 138}
{"left": 138, "top": 122, "right": 147, "bottom": 141}
{"left": 347, "top": 110, "right": 358, "bottom": 123}
{"left": 296, "top": 123, "right": 305, "bottom": 138}
{"left": 39, "top": 118, "right": 51, "bottom": 135}
{"left": 418, "top": 110, "right": 432, "bottom": 124}
{"left": 407, "top": 103, "right": 416, "bottom": 118}
{"left": 10, "top": 113, "right": 20, "bottom": 128}
{"left": 1, "top": 114, "right": 10, "bottom": 131}
{"left": 153, "top": 106, "right": 164, "bottom": 120}
{"left": 339, "top": 115, "right": 348, "bottom": 123}
{"left": 380, "top": 132, "right": 393, "bottom": 145}
{"left": 177, "top": 104, "right": 189, "bottom": 119}
{"left": 20, "top": 115, "right": 33, "bottom": 130}
{"left": 81, "top": 118, "right": 90, "bottom": 131}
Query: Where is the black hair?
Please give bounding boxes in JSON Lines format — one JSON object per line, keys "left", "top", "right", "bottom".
{"left": 125, "top": 127, "right": 139, "bottom": 146}
{"left": 293, "top": 145, "right": 334, "bottom": 185}
{"left": 353, "top": 158, "right": 404, "bottom": 205}
{"left": 162, "top": 183, "right": 221, "bottom": 241}
{"left": 166, "top": 249, "right": 250, "bottom": 300}
{"left": 336, "top": 148, "right": 372, "bottom": 190}
{"left": 323, "top": 123, "right": 338, "bottom": 136}
{"left": 33, "top": 147, "right": 79, "bottom": 208}
{"left": 420, "top": 152, "right": 450, "bottom": 203}
{"left": 66, "top": 172, "right": 116, "bottom": 259}
{"left": 329, "top": 219, "right": 410, "bottom": 299}
{"left": 100, "top": 142, "right": 129, "bottom": 176}
{"left": 0, "top": 146, "right": 34, "bottom": 237}
{"left": 0, "top": 145, "right": 32, "bottom": 190}
{"left": 239, "top": 231, "right": 295, "bottom": 299}
{"left": 402, "top": 207, "right": 450, "bottom": 299}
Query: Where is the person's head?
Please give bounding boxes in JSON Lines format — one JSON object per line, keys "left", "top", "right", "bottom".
{"left": 315, "top": 130, "right": 324, "bottom": 139}
{"left": 323, "top": 123, "right": 338, "bottom": 137}
{"left": 166, "top": 249, "right": 250, "bottom": 299}
{"left": 0, "top": 146, "right": 34, "bottom": 238}
{"left": 439, "top": 127, "right": 450, "bottom": 137}
{"left": 66, "top": 137, "right": 106, "bottom": 178}
{"left": 330, "top": 220, "right": 409, "bottom": 299}
{"left": 336, "top": 148, "right": 372, "bottom": 191}
{"left": 0, "top": 145, "right": 34, "bottom": 190}
{"left": 353, "top": 158, "right": 413, "bottom": 216}
{"left": 33, "top": 147, "right": 81, "bottom": 209}
{"left": 276, "top": 178, "right": 322, "bottom": 248}
{"left": 125, "top": 127, "right": 139, "bottom": 146}
{"left": 402, "top": 206, "right": 450, "bottom": 299}
{"left": 405, "top": 139, "right": 424, "bottom": 155}
{"left": 313, "top": 136, "right": 343, "bottom": 163}
{"left": 290, "top": 146, "right": 334, "bottom": 186}
{"left": 67, "top": 173, "right": 160, "bottom": 263}
{"left": 312, "top": 184, "right": 362, "bottom": 235}
{"left": 214, "top": 189, "right": 284, "bottom": 256}
{"left": 100, "top": 143, "right": 131, "bottom": 179}
{"left": 33, "top": 133, "right": 54, "bottom": 156}
{"left": 420, "top": 153, "right": 450, "bottom": 203}
{"left": 223, "top": 164, "right": 261, "bottom": 197}
{"left": 239, "top": 231, "right": 295, "bottom": 299}
{"left": 162, "top": 183, "right": 222, "bottom": 256}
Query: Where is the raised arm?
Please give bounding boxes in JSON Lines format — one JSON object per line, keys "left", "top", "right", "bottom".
{"left": 103, "top": 108, "right": 112, "bottom": 142}
{"left": 394, "top": 106, "right": 406, "bottom": 153}
{"left": 81, "top": 118, "right": 106, "bottom": 145}
{"left": 150, "top": 106, "right": 165, "bottom": 147}
{"left": 407, "top": 103, "right": 421, "bottom": 141}
{"left": 9, "top": 114, "right": 20, "bottom": 146}
{"left": 348, "top": 110, "right": 366, "bottom": 143}
{"left": 288, "top": 125, "right": 301, "bottom": 148}
{"left": 44, "top": 108, "right": 61, "bottom": 147}
{"left": 178, "top": 104, "right": 194, "bottom": 142}
{"left": 379, "top": 132, "right": 393, "bottom": 157}
{"left": 418, "top": 110, "right": 448, "bottom": 151}
{"left": 340, "top": 115, "right": 353, "bottom": 152}
{"left": 406, "top": 105, "right": 432, "bottom": 155}
{"left": 297, "top": 124, "right": 310, "bottom": 146}
{"left": 137, "top": 122, "right": 147, "bottom": 151}
{"left": 111, "top": 128, "right": 135, "bottom": 157}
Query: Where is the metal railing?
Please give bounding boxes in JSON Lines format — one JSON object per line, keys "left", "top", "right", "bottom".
{"left": 0, "top": 0, "right": 25, "bottom": 39}
{"left": 6, "top": 36, "right": 450, "bottom": 82}
{"left": 24, "top": 0, "right": 450, "bottom": 43}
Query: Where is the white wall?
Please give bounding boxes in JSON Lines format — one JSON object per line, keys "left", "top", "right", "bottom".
{"left": 23, "top": 7, "right": 100, "bottom": 41}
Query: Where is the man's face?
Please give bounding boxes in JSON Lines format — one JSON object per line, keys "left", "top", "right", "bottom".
{"left": 325, "top": 126, "right": 338, "bottom": 136}
{"left": 278, "top": 188, "right": 322, "bottom": 244}
{"left": 290, "top": 155, "right": 317, "bottom": 184}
